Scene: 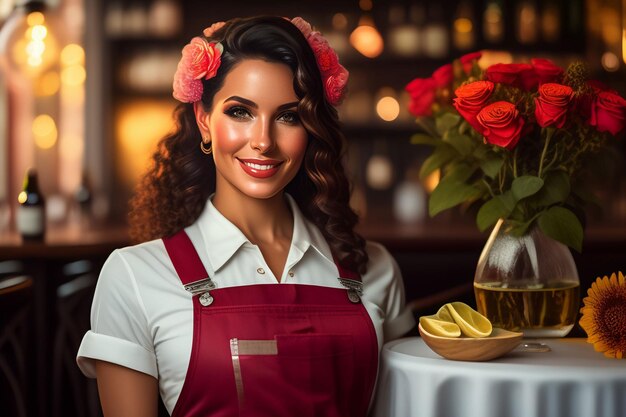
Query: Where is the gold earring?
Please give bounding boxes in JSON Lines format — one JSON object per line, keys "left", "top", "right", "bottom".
{"left": 200, "top": 140, "right": 212, "bottom": 155}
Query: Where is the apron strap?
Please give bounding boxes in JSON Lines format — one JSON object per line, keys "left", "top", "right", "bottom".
{"left": 333, "top": 256, "right": 363, "bottom": 303}
{"left": 333, "top": 257, "right": 361, "bottom": 283}
{"left": 163, "top": 230, "right": 210, "bottom": 285}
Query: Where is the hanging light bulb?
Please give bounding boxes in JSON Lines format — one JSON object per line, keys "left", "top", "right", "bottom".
{"left": 0, "top": 0, "right": 59, "bottom": 78}
{"left": 350, "top": 14, "right": 384, "bottom": 58}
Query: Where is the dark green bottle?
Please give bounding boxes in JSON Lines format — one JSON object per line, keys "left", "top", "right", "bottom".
{"left": 16, "top": 168, "right": 45, "bottom": 240}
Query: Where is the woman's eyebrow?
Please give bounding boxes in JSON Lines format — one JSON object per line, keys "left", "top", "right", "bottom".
{"left": 224, "top": 96, "right": 299, "bottom": 112}
{"left": 277, "top": 101, "right": 299, "bottom": 111}
{"left": 225, "top": 96, "right": 257, "bottom": 108}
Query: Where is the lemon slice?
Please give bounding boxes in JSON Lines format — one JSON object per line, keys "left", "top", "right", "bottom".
{"left": 444, "top": 302, "right": 492, "bottom": 338}
{"left": 419, "top": 315, "right": 462, "bottom": 338}
{"left": 435, "top": 305, "right": 455, "bottom": 322}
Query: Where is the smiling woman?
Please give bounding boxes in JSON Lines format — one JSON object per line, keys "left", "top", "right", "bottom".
{"left": 76, "top": 16, "right": 414, "bottom": 417}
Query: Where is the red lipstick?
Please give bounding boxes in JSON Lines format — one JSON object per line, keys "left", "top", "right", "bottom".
{"left": 237, "top": 158, "right": 283, "bottom": 179}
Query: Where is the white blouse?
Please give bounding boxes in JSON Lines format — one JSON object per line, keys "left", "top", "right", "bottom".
{"left": 77, "top": 195, "right": 415, "bottom": 414}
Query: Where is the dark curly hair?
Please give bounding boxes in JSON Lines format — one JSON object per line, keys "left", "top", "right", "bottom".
{"left": 129, "top": 16, "right": 368, "bottom": 274}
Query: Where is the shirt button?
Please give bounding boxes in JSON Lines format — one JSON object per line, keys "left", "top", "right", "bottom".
{"left": 257, "top": 268, "right": 265, "bottom": 275}
{"left": 288, "top": 270, "right": 294, "bottom": 277}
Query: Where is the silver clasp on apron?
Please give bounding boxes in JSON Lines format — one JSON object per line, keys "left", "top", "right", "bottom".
{"left": 338, "top": 278, "right": 363, "bottom": 303}
{"left": 184, "top": 277, "right": 217, "bottom": 306}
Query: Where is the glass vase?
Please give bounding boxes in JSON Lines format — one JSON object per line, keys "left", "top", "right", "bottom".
{"left": 473, "top": 219, "right": 580, "bottom": 337}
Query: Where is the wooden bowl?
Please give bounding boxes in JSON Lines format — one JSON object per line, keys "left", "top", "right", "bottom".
{"left": 418, "top": 323, "right": 523, "bottom": 361}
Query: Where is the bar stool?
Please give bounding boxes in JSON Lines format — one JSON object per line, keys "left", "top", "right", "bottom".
{"left": 0, "top": 275, "right": 33, "bottom": 417}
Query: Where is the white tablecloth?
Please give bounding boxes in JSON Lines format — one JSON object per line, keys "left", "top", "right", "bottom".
{"left": 373, "top": 338, "right": 626, "bottom": 417}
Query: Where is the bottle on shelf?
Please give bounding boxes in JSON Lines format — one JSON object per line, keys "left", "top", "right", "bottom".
{"left": 16, "top": 168, "right": 46, "bottom": 240}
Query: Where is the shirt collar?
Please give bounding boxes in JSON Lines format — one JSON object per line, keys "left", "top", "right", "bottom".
{"left": 194, "top": 194, "right": 335, "bottom": 273}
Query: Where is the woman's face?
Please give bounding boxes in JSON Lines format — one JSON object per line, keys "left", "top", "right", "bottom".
{"left": 196, "top": 59, "right": 308, "bottom": 202}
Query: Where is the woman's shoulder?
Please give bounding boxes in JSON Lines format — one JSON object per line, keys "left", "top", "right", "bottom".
{"left": 100, "top": 236, "right": 176, "bottom": 286}
{"left": 363, "top": 240, "right": 396, "bottom": 270}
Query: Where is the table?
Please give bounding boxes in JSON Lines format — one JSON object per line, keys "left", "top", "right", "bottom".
{"left": 1, "top": 222, "right": 129, "bottom": 417}
{"left": 373, "top": 337, "right": 626, "bottom": 417}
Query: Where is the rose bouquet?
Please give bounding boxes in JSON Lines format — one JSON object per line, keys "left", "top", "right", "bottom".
{"left": 406, "top": 53, "right": 626, "bottom": 251}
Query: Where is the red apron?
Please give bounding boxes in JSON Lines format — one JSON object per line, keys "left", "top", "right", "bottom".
{"left": 163, "top": 230, "right": 378, "bottom": 417}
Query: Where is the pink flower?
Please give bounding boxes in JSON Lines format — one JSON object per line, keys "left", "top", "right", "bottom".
{"left": 291, "top": 17, "right": 348, "bottom": 106}
{"left": 172, "top": 37, "right": 223, "bottom": 103}
{"left": 291, "top": 17, "right": 313, "bottom": 37}
{"left": 405, "top": 77, "right": 437, "bottom": 117}
{"left": 325, "top": 65, "right": 349, "bottom": 106}
{"left": 308, "top": 32, "right": 339, "bottom": 73}
{"left": 203, "top": 21, "right": 226, "bottom": 38}
{"left": 432, "top": 63, "right": 453, "bottom": 88}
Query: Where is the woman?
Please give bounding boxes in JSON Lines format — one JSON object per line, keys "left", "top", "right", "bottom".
{"left": 77, "top": 16, "right": 414, "bottom": 417}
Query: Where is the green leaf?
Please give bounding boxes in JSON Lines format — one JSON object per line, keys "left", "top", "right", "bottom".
{"left": 480, "top": 157, "right": 504, "bottom": 179}
{"left": 530, "top": 171, "right": 570, "bottom": 208}
{"left": 443, "top": 163, "right": 476, "bottom": 183}
{"left": 511, "top": 176, "right": 544, "bottom": 202}
{"left": 537, "top": 206, "right": 583, "bottom": 252}
{"left": 419, "top": 144, "right": 457, "bottom": 179}
{"left": 429, "top": 180, "right": 481, "bottom": 217}
{"left": 476, "top": 192, "right": 515, "bottom": 232}
{"left": 435, "top": 113, "right": 461, "bottom": 136}
{"left": 443, "top": 131, "right": 476, "bottom": 156}
{"left": 410, "top": 133, "right": 439, "bottom": 146}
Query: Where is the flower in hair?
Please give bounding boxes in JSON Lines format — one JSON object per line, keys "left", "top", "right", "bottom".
{"left": 291, "top": 17, "right": 349, "bottom": 106}
{"left": 203, "top": 21, "right": 226, "bottom": 38}
{"left": 290, "top": 17, "right": 313, "bottom": 37}
{"left": 172, "top": 37, "right": 223, "bottom": 103}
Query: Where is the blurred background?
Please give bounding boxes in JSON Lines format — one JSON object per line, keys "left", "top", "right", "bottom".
{"left": 0, "top": 0, "right": 625, "bottom": 416}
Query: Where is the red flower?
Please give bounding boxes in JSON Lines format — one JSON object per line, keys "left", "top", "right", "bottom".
{"left": 325, "top": 65, "right": 349, "bottom": 106}
{"left": 534, "top": 83, "right": 574, "bottom": 128}
{"left": 590, "top": 91, "right": 626, "bottom": 135}
{"left": 172, "top": 37, "right": 223, "bottom": 103}
{"left": 531, "top": 58, "right": 564, "bottom": 85}
{"left": 406, "top": 77, "right": 437, "bottom": 116}
{"left": 453, "top": 81, "right": 494, "bottom": 132}
{"left": 476, "top": 101, "right": 525, "bottom": 149}
{"left": 486, "top": 63, "right": 538, "bottom": 91}
{"left": 308, "top": 32, "right": 339, "bottom": 73}
{"left": 432, "top": 63, "right": 453, "bottom": 88}
{"left": 459, "top": 51, "right": 482, "bottom": 74}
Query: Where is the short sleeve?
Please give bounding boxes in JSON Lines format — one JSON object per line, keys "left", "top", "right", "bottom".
{"left": 76, "top": 250, "right": 158, "bottom": 379}
{"left": 363, "top": 242, "right": 416, "bottom": 342}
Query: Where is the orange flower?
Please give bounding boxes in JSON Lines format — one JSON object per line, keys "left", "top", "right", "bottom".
{"left": 579, "top": 271, "right": 626, "bottom": 359}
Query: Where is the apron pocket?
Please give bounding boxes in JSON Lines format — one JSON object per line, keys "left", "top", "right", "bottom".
{"left": 231, "top": 334, "right": 355, "bottom": 417}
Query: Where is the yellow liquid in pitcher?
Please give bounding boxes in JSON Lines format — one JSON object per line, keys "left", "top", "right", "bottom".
{"left": 474, "top": 282, "right": 580, "bottom": 337}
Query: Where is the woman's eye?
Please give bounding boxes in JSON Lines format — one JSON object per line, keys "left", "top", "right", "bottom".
{"left": 225, "top": 106, "right": 251, "bottom": 120}
{"left": 278, "top": 111, "right": 300, "bottom": 125}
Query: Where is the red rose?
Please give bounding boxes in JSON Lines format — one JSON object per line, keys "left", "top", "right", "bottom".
{"left": 476, "top": 101, "right": 525, "bottom": 149}
{"left": 534, "top": 83, "right": 574, "bottom": 128}
{"left": 308, "top": 32, "right": 339, "bottom": 74}
{"left": 325, "top": 65, "right": 349, "bottom": 106}
{"left": 486, "top": 63, "right": 538, "bottom": 91}
{"left": 405, "top": 77, "right": 437, "bottom": 116}
{"left": 432, "top": 63, "right": 453, "bottom": 88}
{"left": 453, "top": 81, "right": 494, "bottom": 132}
{"left": 459, "top": 51, "right": 482, "bottom": 74}
{"left": 590, "top": 91, "right": 626, "bottom": 135}
{"left": 531, "top": 58, "right": 564, "bottom": 85}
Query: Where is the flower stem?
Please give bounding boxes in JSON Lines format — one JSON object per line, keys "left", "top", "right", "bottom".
{"left": 513, "top": 147, "right": 518, "bottom": 178}
{"left": 538, "top": 127, "right": 555, "bottom": 178}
